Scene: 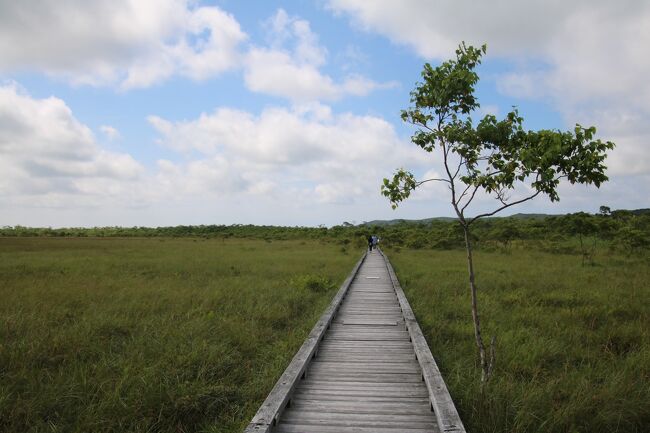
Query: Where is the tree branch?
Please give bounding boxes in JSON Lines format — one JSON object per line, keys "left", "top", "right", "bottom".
{"left": 496, "top": 188, "right": 510, "bottom": 206}
{"left": 457, "top": 182, "right": 474, "bottom": 203}
{"left": 460, "top": 184, "right": 481, "bottom": 213}
{"left": 468, "top": 190, "right": 543, "bottom": 224}
{"left": 415, "top": 177, "right": 450, "bottom": 186}
{"left": 442, "top": 143, "right": 466, "bottom": 222}
{"left": 482, "top": 169, "right": 505, "bottom": 178}
{"left": 452, "top": 156, "right": 465, "bottom": 180}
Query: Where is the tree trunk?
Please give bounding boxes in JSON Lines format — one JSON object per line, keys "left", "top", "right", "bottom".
{"left": 462, "top": 225, "right": 490, "bottom": 382}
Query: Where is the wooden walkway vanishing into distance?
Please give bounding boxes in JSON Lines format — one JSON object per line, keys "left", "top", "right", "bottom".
{"left": 244, "top": 249, "right": 465, "bottom": 433}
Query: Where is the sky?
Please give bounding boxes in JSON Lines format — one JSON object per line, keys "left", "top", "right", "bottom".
{"left": 1, "top": 0, "right": 648, "bottom": 228}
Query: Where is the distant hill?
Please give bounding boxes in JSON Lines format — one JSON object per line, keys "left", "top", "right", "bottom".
{"left": 361, "top": 217, "right": 456, "bottom": 226}
{"left": 360, "top": 209, "right": 648, "bottom": 226}
{"left": 506, "top": 213, "right": 561, "bottom": 219}
{"left": 361, "top": 213, "right": 556, "bottom": 226}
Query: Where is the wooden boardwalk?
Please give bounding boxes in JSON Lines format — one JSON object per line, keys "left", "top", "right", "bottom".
{"left": 245, "top": 250, "right": 464, "bottom": 433}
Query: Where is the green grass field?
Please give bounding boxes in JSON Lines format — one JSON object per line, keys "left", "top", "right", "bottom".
{"left": 0, "top": 237, "right": 358, "bottom": 433}
{"left": 2, "top": 237, "right": 648, "bottom": 432}
{"left": 389, "top": 246, "right": 650, "bottom": 433}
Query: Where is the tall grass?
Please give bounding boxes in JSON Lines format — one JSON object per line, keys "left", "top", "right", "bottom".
{"left": 388, "top": 246, "right": 650, "bottom": 433}
{"left": 0, "top": 237, "right": 358, "bottom": 433}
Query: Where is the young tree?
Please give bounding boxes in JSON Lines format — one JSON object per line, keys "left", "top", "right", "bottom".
{"left": 599, "top": 205, "right": 611, "bottom": 216}
{"left": 382, "top": 43, "right": 615, "bottom": 382}
{"left": 561, "top": 212, "right": 599, "bottom": 266}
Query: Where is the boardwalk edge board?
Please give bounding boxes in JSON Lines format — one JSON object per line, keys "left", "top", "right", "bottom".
{"left": 380, "top": 249, "right": 467, "bottom": 433}
{"left": 243, "top": 251, "right": 368, "bottom": 433}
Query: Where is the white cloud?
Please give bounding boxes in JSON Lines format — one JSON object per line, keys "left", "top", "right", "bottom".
{"left": 0, "top": 83, "right": 257, "bottom": 212}
{"left": 100, "top": 125, "right": 121, "bottom": 141}
{"left": 496, "top": 72, "right": 546, "bottom": 100}
{"left": 263, "top": 9, "right": 328, "bottom": 67}
{"left": 0, "top": 83, "right": 145, "bottom": 207}
{"left": 327, "top": 0, "right": 650, "bottom": 178}
{"left": 244, "top": 48, "right": 339, "bottom": 102}
{"left": 149, "top": 102, "right": 428, "bottom": 203}
{"left": 0, "top": 0, "right": 246, "bottom": 89}
{"left": 339, "top": 45, "right": 370, "bottom": 71}
{"left": 0, "top": 3, "right": 394, "bottom": 102}
{"left": 477, "top": 104, "right": 500, "bottom": 117}
{"left": 158, "top": 157, "right": 249, "bottom": 195}
{"left": 243, "top": 9, "right": 395, "bottom": 102}
{"left": 327, "top": 0, "right": 605, "bottom": 59}
{"left": 0, "top": 86, "right": 428, "bottom": 218}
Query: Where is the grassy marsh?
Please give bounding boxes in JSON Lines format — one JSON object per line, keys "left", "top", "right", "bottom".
{"left": 0, "top": 237, "right": 358, "bottom": 433}
{"left": 389, "top": 247, "right": 650, "bottom": 433}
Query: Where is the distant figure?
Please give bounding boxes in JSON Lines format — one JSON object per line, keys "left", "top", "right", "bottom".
{"left": 367, "top": 235, "right": 374, "bottom": 251}
{"left": 372, "top": 235, "right": 379, "bottom": 250}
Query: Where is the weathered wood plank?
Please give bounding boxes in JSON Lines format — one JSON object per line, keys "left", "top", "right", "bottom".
{"left": 298, "top": 380, "right": 425, "bottom": 391}
{"left": 342, "top": 298, "right": 396, "bottom": 302}
{"left": 326, "top": 326, "right": 408, "bottom": 332}
{"left": 288, "top": 400, "right": 432, "bottom": 415}
{"left": 342, "top": 300, "right": 396, "bottom": 304}
{"left": 309, "top": 364, "right": 420, "bottom": 375}
{"left": 324, "top": 334, "right": 409, "bottom": 341}
{"left": 303, "top": 372, "right": 424, "bottom": 383}
{"left": 310, "top": 361, "right": 419, "bottom": 369}
{"left": 317, "top": 351, "right": 415, "bottom": 358}
{"left": 280, "top": 410, "right": 438, "bottom": 429}
{"left": 324, "top": 333, "right": 409, "bottom": 339}
{"left": 317, "top": 350, "right": 415, "bottom": 358}
{"left": 328, "top": 325, "right": 405, "bottom": 333}
{"left": 336, "top": 309, "right": 402, "bottom": 314}
{"left": 345, "top": 287, "right": 395, "bottom": 291}
{"left": 316, "top": 350, "right": 412, "bottom": 357}
{"left": 280, "top": 420, "right": 436, "bottom": 431}
{"left": 319, "top": 341, "right": 413, "bottom": 348}
{"left": 292, "top": 393, "right": 430, "bottom": 404}
{"left": 315, "top": 357, "right": 416, "bottom": 364}
{"left": 274, "top": 425, "right": 437, "bottom": 433}
{"left": 294, "top": 387, "right": 428, "bottom": 398}
{"left": 335, "top": 319, "right": 398, "bottom": 326}
{"left": 334, "top": 316, "right": 403, "bottom": 322}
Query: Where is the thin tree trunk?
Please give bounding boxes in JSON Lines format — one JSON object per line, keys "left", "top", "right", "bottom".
{"left": 463, "top": 225, "right": 489, "bottom": 381}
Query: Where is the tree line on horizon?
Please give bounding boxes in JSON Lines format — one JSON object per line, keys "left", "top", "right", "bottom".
{"left": 2, "top": 209, "right": 649, "bottom": 256}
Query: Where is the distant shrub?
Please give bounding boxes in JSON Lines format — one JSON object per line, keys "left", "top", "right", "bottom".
{"left": 405, "top": 236, "right": 427, "bottom": 249}
{"left": 290, "top": 274, "right": 335, "bottom": 292}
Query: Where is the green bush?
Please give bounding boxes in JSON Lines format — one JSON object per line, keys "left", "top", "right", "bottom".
{"left": 289, "top": 274, "right": 335, "bottom": 292}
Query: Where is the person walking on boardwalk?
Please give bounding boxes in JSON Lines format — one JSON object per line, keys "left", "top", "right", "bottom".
{"left": 372, "top": 235, "right": 379, "bottom": 250}
{"left": 367, "top": 235, "right": 374, "bottom": 251}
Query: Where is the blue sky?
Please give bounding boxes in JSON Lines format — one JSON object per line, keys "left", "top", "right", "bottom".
{"left": 1, "top": 0, "right": 648, "bottom": 227}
